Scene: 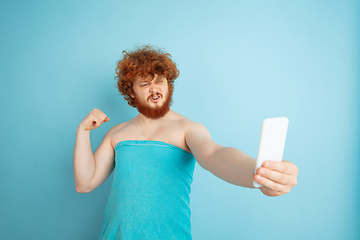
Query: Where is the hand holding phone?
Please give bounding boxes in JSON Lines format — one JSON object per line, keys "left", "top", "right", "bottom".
{"left": 253, "top": 117, "right": 289, "bottom": 188}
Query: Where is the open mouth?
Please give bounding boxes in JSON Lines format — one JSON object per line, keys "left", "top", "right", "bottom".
{"left": 149, "top": 94, "right": 161, "bottom": 103}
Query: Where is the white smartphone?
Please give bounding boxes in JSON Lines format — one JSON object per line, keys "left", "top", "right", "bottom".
{"left": 253, "top": 117, "right": 289, "bottom": 188}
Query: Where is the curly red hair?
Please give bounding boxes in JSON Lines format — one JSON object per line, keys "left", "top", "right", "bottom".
{"left": 115, "top": 45, "right": 180, "bottom": 107}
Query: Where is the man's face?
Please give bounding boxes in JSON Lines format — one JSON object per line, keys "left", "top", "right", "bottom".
{"left": 131, "top": 74, "right": 172, "bottom": 119}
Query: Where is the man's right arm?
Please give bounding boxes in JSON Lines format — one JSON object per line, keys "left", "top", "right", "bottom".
{"left": 73, "top": 109, "right": 115, "bottom": 193}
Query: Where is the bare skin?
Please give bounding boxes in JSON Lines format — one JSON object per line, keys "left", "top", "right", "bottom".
{"left": 73, "top": 75, "right": 298, "bottom": 197}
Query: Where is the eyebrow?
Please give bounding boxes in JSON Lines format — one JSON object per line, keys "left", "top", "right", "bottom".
{"left": 137, "top": 75, "right": 163, "bottom": 84}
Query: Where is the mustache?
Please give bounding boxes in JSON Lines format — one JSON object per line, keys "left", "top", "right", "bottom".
{"left": 135, "top": 89, "right": 173, "bottom": 119}
{"left": 147, "top": 93, "right": 163, "bottom": 101}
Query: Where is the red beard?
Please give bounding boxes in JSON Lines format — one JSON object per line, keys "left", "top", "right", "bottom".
{"left": 134, "top": 87, "right": 173, "bottom": 119}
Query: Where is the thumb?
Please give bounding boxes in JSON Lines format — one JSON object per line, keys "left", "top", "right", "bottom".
{"left": 104, "top": 117, "right": 110, "bottom": 122}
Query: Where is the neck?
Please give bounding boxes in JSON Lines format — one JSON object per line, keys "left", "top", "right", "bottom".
{"left": 136, "top": 110, "right": 173, "bottom": 124}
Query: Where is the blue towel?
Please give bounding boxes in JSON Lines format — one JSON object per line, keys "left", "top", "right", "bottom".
{"left": 99, "top": 140, "right": 196, "bottom": 240}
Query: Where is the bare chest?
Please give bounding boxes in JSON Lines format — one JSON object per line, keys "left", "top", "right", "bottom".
{"left": 110, "top": 121, "right": 191, "bottom": 153}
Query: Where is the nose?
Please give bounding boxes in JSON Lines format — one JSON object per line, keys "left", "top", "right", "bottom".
{"left": 149, "top": 82, "right": 159, "bottom": 93}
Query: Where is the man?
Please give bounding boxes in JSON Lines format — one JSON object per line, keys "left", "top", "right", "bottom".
{"left": 73, "top": 45, "right": 298, "bottom": 239}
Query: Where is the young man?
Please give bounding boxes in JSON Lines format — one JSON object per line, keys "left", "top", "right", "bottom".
{"left": 73, "top": 46, "right": 298, "bottom": 239}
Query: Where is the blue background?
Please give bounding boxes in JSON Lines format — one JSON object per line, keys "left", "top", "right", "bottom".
{"left": 1, "top": 0, "right": 359, "bottom": 239}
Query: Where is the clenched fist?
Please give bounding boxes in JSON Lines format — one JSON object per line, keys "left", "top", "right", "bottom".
{"left": 78, "top": 109, "right": 109, "bottom": 131}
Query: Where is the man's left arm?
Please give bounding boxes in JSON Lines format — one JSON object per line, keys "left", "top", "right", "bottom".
{"left": 185, "top": 122, "right": 298, "bottom": 196}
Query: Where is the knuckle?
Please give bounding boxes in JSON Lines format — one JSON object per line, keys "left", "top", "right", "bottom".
{"left": 263, "top": 161, "right": 270, "bottom": 168}
{"left": 292, "top": 179, "right": 297, "bottom": 187}
{"left": 259, "top": 176, "right": 265, "bottom": 184}
{"left": 272, "top": 183, "right": 280, "bottom": 191}
{"left": 255, "top": 175, "right": 262, "bottom": 183}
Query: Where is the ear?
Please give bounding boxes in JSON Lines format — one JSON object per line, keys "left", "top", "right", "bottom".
{"left": 130, "top": 94, "right": 135, "bottom": 98}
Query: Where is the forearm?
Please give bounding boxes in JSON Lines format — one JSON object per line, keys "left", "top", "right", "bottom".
{"left": 73, "top": 128, "right": 95, "bottom": 192}
{"left": 205, "top": 147, "right": 256, "bottom": 188}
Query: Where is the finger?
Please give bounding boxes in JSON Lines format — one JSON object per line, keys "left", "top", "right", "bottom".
{"left": 93, "top": 110, "right": 103, "bottom": 120}
{"left": 92, "top": 115, "right": 108, "bottom": 127}
{"left": 259, "top": 186, "right": 283, "bottom": 197}
{"left": 100, "top": 112, "right": 109, "bottom": 122}
{"left": 254, "top": 174, "right": 288, "bottom": 193}
{"left": 95, "top": 110, "right": 108, "bottom": 123}
{"left": 257, "top": 167, "right": 292, "bottom": 185}
{"left": 98, "top": 115, "right": 109, "bottom": 123}
{"left": 92, "top": 117, "right": 101, "bottom": 127}
{"left": 85, "top": 109, "right": 108, "bottom": 129}
{"left": 263, "top": 160, "right": 295, "bottom": 175}
{"left": 92, "top": 113, "right": 104, "bottom": 127}
{"left": 94, "top": 111, "right": 106, "bottom": 125}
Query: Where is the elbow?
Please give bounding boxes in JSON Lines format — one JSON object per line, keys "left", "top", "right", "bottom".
{"left": 75, "top": 188, "right": 87, "bottom": 194}
{"left": 75, "top": 184, "right": 94, "bottom": 193}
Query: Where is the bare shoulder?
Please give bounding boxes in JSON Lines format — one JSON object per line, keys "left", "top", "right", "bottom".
{"left": 104, "top": 119, "right": 134, "bottom": 148}
{"left": 170, "top": 111, "right": 195, "bottom": 127}
{"left": 172, "top": 112, "right": 210, "bottom": 137}
{"left": 105, "top": 121, "right": 130, "bottom": 136}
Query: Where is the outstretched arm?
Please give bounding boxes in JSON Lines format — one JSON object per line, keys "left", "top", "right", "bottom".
{"left": 185, "top": 122, "right": 256, "bottom": 188}
{"left": 185, "top": 122, "right": 298, "bottom": 196}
